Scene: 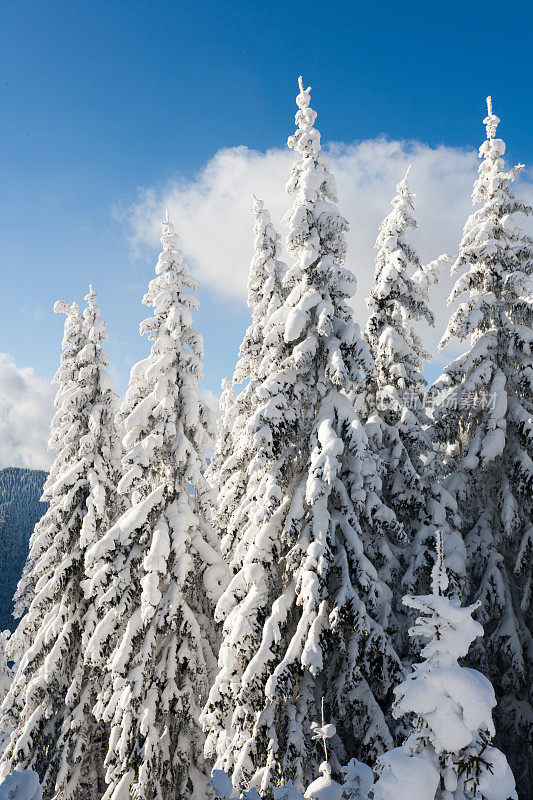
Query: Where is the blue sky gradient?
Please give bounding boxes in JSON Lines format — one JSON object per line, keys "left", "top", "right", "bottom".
{"left": 1, "top": 0, "right": 532, "bottom": 405}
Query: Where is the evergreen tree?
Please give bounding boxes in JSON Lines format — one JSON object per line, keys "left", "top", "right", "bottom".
{"left": 430, "top": 98, "right": 532, "bottom": 792}
{"left": 208, "top": 196, "right": 286, "bottom": 563}
{"left": 83, "top": 215, "right": 227, "bottom": 800}
{"left": 373, "top": 534, "right": 518, "bottom": 800}
{"left": 12, "top": 302, "right": 84, "bottom": 618}
{"left": 364, "top": 166, "right": 434, "bottom": 443}
{"left": 201, "top": 77, "right": 404, "bottom": 793}
{"left": 0, "top": 291, "right": 123, "bottom": 800}
{"left": 234, "top": 196, "right": 287, "bottom": 388}
{"left": 363, "top": 172, "right": 464, "bottom": 614}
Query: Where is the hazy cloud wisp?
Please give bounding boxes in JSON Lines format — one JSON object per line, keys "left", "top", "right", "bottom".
{"left": 0, "top": 354, "right": 55, "bottom": 470}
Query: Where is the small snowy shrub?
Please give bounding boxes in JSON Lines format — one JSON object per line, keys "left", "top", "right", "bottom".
{"left": 373, "top": 534, "right": 518, "bottom": 800}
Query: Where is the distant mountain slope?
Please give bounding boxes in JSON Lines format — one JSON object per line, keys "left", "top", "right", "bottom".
{"left": 0, "top": 468, "right": 47, "bottom": 631}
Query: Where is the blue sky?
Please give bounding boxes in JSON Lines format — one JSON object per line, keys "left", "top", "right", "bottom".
{"left": 1, "top": 0, "right": 532, "bottom": 466}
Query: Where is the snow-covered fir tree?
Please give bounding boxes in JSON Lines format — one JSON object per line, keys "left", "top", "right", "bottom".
{"left": 363, "top": 170, "right": 432, "bottom": 586}
{"left": 201, "top": 77, "right": 405, "bottom": 793}
{"left": 234, "top": 196, "right": 287, "bottom": 387}
{"left": 208, "top": 196, "right": 286, "bottom": 563}
{"left": 373, "top": 533, "right": 518, "bottom": 800}
{"left": 11, "top": 301, "right": 84, "bottom": 617}
{"left": 83, "top": 214, "right": 227, "bottom": 800}
{"left": 0, "top": 291, "right": 123, "bottom": 799}
{"left": 430, "top": 98, "right": 532, "bottom": 793}
{"left": 364, "top": 165, "right": 434, "bottom": 440}
{"left": 363, "top": 171, "right": 464, "bottom": 618}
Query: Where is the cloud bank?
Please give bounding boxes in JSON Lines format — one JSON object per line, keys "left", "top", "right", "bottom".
{"left": 4, "top": 137, "right": 531, "bottom": 469}
{"left": 0, "top": 355, "right": 55, "bottom": 470}
{"left": 123, "top": 136, "right": 533, "bottom": 365}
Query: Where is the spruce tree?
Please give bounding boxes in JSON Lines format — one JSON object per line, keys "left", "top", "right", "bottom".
{"left": 430, "top": 98, "right": 532, "bottom": 793}
{"left": 83, "top": 215, "right": 227, "bottom": 800}
{"left": 12, "top": 301, "right": 84, "bottom": 617}
{"left": 201, "top": 77, "right": 404, "bottom": 793}
{"left": 364, "top": 167, "right": 434, "bottom": 509}
{"left": 363, "top": 169, "right": 430, "bottom": 604}
{"left": 373, "top": 534, "right": 518, "bottom": 800}
{"left": 209, "top": 196, "right": 286, "bottom": 564}
{"left": 234, "top": 196, "right": 287, "bottom": 389}
{"left": 0, "top": 291, "right": 123, "bottom": 800}
{"left": 365, "top": 167, "right": 433, "bottom": 421}
{"left": 363, "top": 172, "right": 464, "bottom": 617}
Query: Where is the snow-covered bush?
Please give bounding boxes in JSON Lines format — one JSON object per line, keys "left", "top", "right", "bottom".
{"left": 373, "top": 534, "right": 518, "bottom": 800}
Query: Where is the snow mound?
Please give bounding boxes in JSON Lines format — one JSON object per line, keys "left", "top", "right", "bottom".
{"left": 0, "top": 770, "right": 42, "bottom": 800}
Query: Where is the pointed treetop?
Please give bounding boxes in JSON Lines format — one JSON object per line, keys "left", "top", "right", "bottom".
{"left": 484, "top": 95, "right": 500, "bottom": 139}
{"left": 396, "top": 164, "right": 413, "bottom": 193}
{"left": 161, "top": 210, "right": 174, "bottom": 238}
{"left": 84, "top": 284, "right": 97, "bottom": 307}
{"left": 296, "top": 75, "right": 312, "bottom": 111}
{"left": 288, "top": 75, "right": 319, "bottom": 156}
{"left": 296, "top": 75, "right": 311, "bottom": 107}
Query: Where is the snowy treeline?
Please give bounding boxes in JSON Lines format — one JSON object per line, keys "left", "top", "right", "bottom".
{"left": 0, "top": 82, "right": 530, "bottom": 800}
{"left": 0, "top": 467, "right": 47, "bottom": 631}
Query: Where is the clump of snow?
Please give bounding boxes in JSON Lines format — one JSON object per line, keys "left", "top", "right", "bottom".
{"left": 0, "top": 770, "right": 42, "bottom": 800}
{"left": 305, "top": 762, "right": 342, "bottom": 800}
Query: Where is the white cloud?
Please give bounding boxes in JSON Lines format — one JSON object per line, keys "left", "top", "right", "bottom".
{"left": 5, "top": 137, "right": 531, "bottom": 468}
{"left": 0, "top": 354, "right": 54, "bottom": 471}
{"left": 124, "top": 136, "right": 533, "bottom": 374}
